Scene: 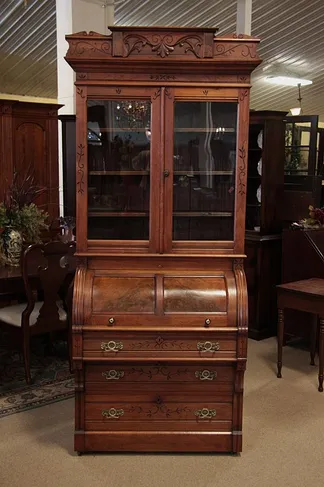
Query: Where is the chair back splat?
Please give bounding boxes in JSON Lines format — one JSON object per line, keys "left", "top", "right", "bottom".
{"left": 22, "top": 241, "right": 76, "bottom": 332}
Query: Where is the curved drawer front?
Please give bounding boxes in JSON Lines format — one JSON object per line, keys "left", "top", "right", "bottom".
{"left": 86, "top": 272, "right": 238, "bottom": 328}
{"left": 85, "top": 392, "right": 232, "bottom": 431}
{"left": 83, "top": 332, "right": 237, "bottom": 359}
{"left": 85, "top": 363, "right": 235, "bottom": 392}
{"left": 163, "top": 276, "right": 227, "bottom": 313}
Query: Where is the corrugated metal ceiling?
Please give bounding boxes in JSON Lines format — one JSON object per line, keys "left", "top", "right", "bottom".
{"left": 0, "top": 0, "right": 57, "bottom": 99}
{"left": 0, "top": 0, "right": 323, "bottom": 120}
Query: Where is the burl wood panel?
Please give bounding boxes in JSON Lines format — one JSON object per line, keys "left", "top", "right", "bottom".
{"left": 92, "top": 277, "right": 155, "bottom": 313}
{"left": 164, "top": 276, "right": 227, "bottom": 313}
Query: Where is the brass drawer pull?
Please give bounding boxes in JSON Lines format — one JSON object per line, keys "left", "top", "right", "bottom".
{"left": 100, "top": 341, "right": 123, "bottom": 352}
{"left": 195, "top": 408, "right": 216, "bottom": 419}
{"left": 205, "top": 318, "right": 211, "bottom": 326}
{"left": 108, "top": 317, "right": 115, "bottom": 325}
{"left": 102, "top": 408, "right": 124, "bottom": 419}
{"left": 102, "top": 370, "right": 125, "bottom": 380}
{"left": 195, "top": 369, "right": 217, "bottom": 381}
{"left": 197, "top": 341, "right": 220, "bottom": 352}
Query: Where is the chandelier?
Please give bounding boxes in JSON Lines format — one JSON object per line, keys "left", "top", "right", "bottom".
{"left": 115, "top": 101, "right": 150, "bottom": 128}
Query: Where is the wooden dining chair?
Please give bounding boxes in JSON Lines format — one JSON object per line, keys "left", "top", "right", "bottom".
{"left": 0, "top": 241, "right": 76, "bottom": 384}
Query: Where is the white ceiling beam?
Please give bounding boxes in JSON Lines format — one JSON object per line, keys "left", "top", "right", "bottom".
{"left": 236, "top": 0, "right": 252, "bottom": 35}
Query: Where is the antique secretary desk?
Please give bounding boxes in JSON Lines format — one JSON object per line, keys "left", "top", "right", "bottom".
{"left": 65, "top": 26, "right": 260, "bottom": 454}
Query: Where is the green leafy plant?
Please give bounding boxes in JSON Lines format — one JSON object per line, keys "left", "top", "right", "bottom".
{"left": 0, "top": 167, "right": 49, "bottom": 243}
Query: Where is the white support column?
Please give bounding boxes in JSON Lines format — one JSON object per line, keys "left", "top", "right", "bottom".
{"left": 56, "top": 0, "right": 114, "bottom": 215}
{"left": 236, "top": 0, "right": 252, "bottom": 35}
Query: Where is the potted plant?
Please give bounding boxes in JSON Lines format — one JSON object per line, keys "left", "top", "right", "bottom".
{"left": 0, "top": 168, "right": 49, "bottom": 266}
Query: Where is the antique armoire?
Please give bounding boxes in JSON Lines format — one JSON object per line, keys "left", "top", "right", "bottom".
{"left": 0, "top": 100, "right": 61, "bottom": 221}
{"left": 65, "top": 26, "right": 260, "bottom": 454}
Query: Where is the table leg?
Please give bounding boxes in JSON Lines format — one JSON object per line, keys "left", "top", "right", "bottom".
{"left": 318, "top": 318, "right": 324, "bottom": 392}
{"left": 310, "top": 315, "right": 318, "bottom": 366}
{"left": 277, "top": 308, "right": 284, "bottom": 378}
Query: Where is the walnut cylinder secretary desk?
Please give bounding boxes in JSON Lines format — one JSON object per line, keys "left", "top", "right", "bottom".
{"left": 65, "top": 26, "right": 260, "bottom": 454}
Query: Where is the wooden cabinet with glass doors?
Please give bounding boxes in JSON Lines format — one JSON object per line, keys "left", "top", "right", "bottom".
{"left": 66, "top": 26, "right": 260, "bottom": 454}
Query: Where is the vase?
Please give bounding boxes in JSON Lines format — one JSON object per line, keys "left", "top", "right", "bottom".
{"left": 1, "top": 228, "right": 23, "bottom": 266}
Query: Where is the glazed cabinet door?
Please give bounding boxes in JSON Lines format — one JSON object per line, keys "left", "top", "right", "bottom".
{"left": 162, "top": 87, "right": 249, "bottom": 253}
{"left": 77, "top": 86, "right": 162, "bottom": 252}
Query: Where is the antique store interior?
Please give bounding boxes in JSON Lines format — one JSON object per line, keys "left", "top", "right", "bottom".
{"left": 0, "top": 0, "right": 324, "bottom": 486}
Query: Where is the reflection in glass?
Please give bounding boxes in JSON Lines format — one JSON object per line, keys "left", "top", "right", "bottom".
{"left": 173, "top": 102, "right": 237, "bottom": 241}
{"left": 87, "top": 100, "right": 151, "bottom": 240}
{"left": 285, "top": 122, "right": 311, "bottom": 175}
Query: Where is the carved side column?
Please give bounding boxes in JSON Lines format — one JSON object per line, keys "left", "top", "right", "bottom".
{"left": 73, "top": 257, "right": 87, "bottom": 453}
{"left": 232, "top": 258, "right": 248, "bottom": 452}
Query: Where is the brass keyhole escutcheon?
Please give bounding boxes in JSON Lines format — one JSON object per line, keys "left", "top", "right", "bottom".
{"left": 205, "top": 318, "right": 211, "bottom": 327}
{"left": 163, "top": 170, "right": 170, "bottom": 177}
{"left": 108, "top": 317, "right": 115, "bottom": 325}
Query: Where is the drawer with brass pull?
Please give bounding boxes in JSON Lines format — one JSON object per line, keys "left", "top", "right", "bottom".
{"left": 85, "top": 392, "right": 233, "bottom": 432}
{"left": 83, "top": 331, "right": 237, "bottom": 359}
{"left": 85, "top": 363, "right": 235, "bottom": 393}
{"left": 89, "top": 313, "right": 231, "bottom": 328}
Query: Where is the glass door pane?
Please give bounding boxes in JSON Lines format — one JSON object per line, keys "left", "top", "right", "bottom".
{"left": 285, "top": 122, "right": 311, "bottom": 175}
{"left": 87, "top": 99, "right": 151, "bottom": 240}
{"left": 173, "top": 101, "right": 237, "bottom": 241}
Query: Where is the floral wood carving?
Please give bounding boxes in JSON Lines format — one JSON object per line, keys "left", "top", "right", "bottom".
{"left": 214, "top": 43, "right": 257, "bottom": 59}
{"left": 123, "top": 34, "right": 204, "bottom": 58}
{"left": 76, "top": 87, "right": 85, "bottom": 99}
{"left": 68, "top": 40, "right": 111, "bottom": 56}
{"left": 150, "top": 74, "right": 176, "bottom": 81}
{"left": 131, "top": 336, "right": 191, "bottom": 350}
{"left": 77, "top": 73, "right": 87, "bottom": 80}
{"left": 165, "top": 88, "right": 172, "bottom": 99}
{"left": 129, "top": 396, "right": 191, "bottom": 418}
{"left": 203, "top": 89, "right": 209, "bottom": 96}
{"left": 238, "top": 145, "right": 247, "bottom": 195}
{"left": 116, "top": 88, "right": 122, "bottom": 94}
{"left": 128, "top": 364, "right": 189, "bottom": 380}
{"left": 153, "top": 87, "right": 161, "bottom": 99}
{"left": 76, "top": 144, "right": 85, "bottom": 194}
{"left": 239, "top": 89, "right": 248, "bottom": 101}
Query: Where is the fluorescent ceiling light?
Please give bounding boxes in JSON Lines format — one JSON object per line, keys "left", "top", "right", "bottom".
{"left": 290, "top": 107, "right": 302, "bottom": 116}
{"left": 265, "top": 75, "right": 312, "bottom": 86}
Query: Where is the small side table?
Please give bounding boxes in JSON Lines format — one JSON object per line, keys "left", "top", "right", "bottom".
{"left": 277, "top": 278, "right": 324, "bottom": 392}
